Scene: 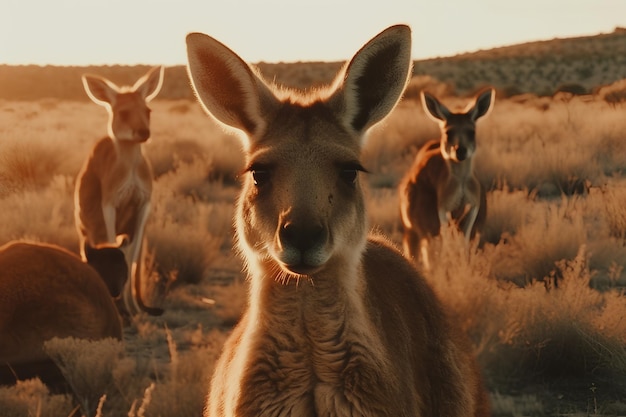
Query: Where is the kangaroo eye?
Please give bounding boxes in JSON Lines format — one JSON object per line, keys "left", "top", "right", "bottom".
{"left": 340, "top": 169, "right": 359, "bottom": 184}
{"left": 251, "top": 169, "right": 271, "bottom": 187}
{"left": 339, "top": 163, "right": 366, "bottom": 185}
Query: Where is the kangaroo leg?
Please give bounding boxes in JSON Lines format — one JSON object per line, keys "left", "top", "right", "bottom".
{"left": 122, "top": 202, "right": 163, "bottom": 316}
{"left": 123, "top": 202, "right": 149, "bottom": 315}
{"left": 419, "top": 238, "right": 432, "bottom": 271}
{"left": 438, "top": 208, "right": 451, "bottom": 231}
{"left": 102, "top": 203, "right": 117, "bottom": 243}
{"left": 463, "top": 204, "right": 479, "bottom": 241}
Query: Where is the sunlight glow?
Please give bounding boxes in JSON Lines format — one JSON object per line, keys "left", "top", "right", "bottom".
{"left": 1, "top": 0, "right": 625, "bottom": 65}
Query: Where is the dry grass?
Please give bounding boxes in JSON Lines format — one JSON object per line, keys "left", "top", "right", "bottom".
{"left": 1, "top": 66, "right": 626, "bottom": 415}
{"left": 0, "top": 379, "right": 75, "bottom": 417}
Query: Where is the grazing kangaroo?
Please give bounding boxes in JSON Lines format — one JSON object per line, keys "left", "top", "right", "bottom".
{"left": 75, "top": 66, "right": 164, "bottom": 317}
{"left": 399, "top": 89, "right": 494, "bottom": 269}
{"left": 187, "top": 25, "right": 490, "bottom": 417}
{"left": 0, "top": 238, "right": 127, "bottom": 386}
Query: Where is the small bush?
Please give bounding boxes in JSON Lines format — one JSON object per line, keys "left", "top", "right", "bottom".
{"left": 0, "top": 379, "right": 74, "bottom": 417}
{"left": 44, "top": 337, "right": 127, "bottom": 417}
{"left": 555, "top": 83, "right": 588, "bottom": 96}
{"left": 485, "top": 250, "right": 626, "bottom": 383}
{"left": 148, "top": 213, "right": 224, "bottom": 284}
{"left": 490, "top": 197, "right": 587, "bottom": 285}
{"left": 597, "top": 78, "right": 626, "bottom": 103}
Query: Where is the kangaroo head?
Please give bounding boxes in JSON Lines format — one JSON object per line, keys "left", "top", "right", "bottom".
{"left": 82, "top": 66, "right": 164, "bottom": 143}
{"left": 84, "top": 235, "right": 129, "bottom": 298}
{"left": 186, "top": 26, "right": 412, "bottom": 279}
{"left": 421, "top": 88, "right": 494, "bottom": 162}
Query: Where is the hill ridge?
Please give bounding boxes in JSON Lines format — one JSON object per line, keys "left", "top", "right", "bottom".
{"left": 1, "top": 28, "right": 625, "bottom": 100}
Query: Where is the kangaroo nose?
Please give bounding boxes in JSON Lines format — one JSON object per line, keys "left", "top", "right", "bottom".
{"left": 456, "top": 146, "right": 467, "bottom": 161}
{"left": 136, "top": 129, "right": 151, "bottom": 141}
{"left": 279, "top": 221, "right": 325, "bottom": 254}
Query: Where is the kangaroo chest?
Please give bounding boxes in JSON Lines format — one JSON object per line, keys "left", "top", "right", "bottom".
{"left": 112, "top": 172, "right": 149, "bottom": 208}
{"left": 105, "top": 162, "right": 151, "bottom": 209}
{"left": 440, "top": 180, "right": 469, "bottom": 211}
{"left": 439, "top": 163, "right": 478, "bottom": 212}
{"left": 233, "top": 285, "right": 398, "bottom": 417}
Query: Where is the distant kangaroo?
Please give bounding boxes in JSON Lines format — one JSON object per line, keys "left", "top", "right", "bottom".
{"left": 187, "top": 25, "right": 490, "bottom": 417}
{"left": 75, "top": 66, "right": 165, "bottom": 317}
{"left": 0, "top": 238, "right": 127, "bottom": 386}
{"left": 399, "top": 89, "right": 494, "bottom": 269}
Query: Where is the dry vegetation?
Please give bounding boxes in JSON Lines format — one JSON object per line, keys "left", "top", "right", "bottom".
{"left": 2, "top": 30, "right": 626, "bottom": 416}
{"left": 412, "top": 27, "right": 626, "bottom": 97}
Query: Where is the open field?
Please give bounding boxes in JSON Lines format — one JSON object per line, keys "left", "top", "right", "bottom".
{"left": 2, "top": 30, "right": 626, "bottom": 417}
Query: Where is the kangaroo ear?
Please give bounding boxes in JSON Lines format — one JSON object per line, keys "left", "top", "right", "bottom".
{"left": 82, "top": 75, "right": 119, "bottom": 107}
{"left": 329, "top": 25, "right": 412, "bottom": 135}
{"left": 421, "top": 91, "right": 451, "bottom": 122}
{"left": 186, "top": 32, "right": 280, "bottom": 148}
{"left": 468, "top": 88, "right": 495, "bottom": 121}
{"left": 134, "top": 66, "right": 164, "bottom": 102}
{"left": 115, "top": 234, "right": 130, "bottom": 249}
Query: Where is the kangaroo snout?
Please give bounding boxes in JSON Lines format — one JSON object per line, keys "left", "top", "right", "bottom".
{"left": 455, "top": 146, "right": 467, "bottom": 161}
{"left": 135, "top": 128, "right": 151, "bottom": 142}
{"left": 280, "top": 221, "right": 325, "bottom": 253}
{"left": 278, "top": 218, "right": 327, "bottom": 273}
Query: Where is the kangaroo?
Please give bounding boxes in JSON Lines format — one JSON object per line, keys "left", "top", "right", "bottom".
{"left": 0, "top": 238, "right": 127, "bottom": 386}
{"left": 186, "top": 25, "right": 490, "bottom": 417}
{"left": 399, "top": 89, "right": 494, "bottom": 269}
{"left": 75, "top": 66, "right": 164, "bottom": 317}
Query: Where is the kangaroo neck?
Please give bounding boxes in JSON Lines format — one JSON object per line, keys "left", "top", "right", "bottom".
{"left": 445, "top": 156, "right": 473, "bottom": 181}
{"left": 247, "top": 256, "right": 362, "bottom": 332}
{"left": 111, "top": 138, "right": 144, "bottom": 165}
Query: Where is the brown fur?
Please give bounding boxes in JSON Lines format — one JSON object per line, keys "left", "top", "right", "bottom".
{"left": 75, "top": 66, "right": 164, "bottom": 317}
{"left": 187, "top": 25, "right": 490, "bottom": 417}
{"left": 75, "top": 137, "right": 152, "bottom": 245}
{"left": 399, "top": 89, "right": 494, "bottom": 268}
{"left": 0, "top": 240, "right": 127, "bottom": 385}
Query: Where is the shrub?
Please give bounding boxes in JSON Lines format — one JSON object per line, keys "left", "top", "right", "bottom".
{"left": 0, "top": 379, "right": 74, "bottom": 417}
{"left": 44, "top": 337, "right": 128, "bottom": 417}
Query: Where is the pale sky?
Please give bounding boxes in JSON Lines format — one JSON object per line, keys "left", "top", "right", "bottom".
{"left": 1, "top": 0, "right": 625, "bottom": 66}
